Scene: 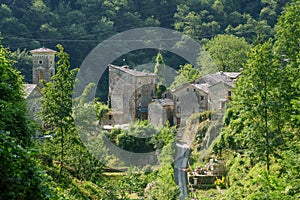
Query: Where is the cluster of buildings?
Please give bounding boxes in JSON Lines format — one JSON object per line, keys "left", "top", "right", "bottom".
{"left": 22, "top": 47, "right": 240, "bottom": 129}
{"left": 105, "top": 64, "right": 240, "bottom": 128}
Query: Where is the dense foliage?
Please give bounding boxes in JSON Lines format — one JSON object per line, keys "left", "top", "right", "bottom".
{"left": 213, "top": 1, "right": 300, "bottom": 199}
{"left": 0, "top": 41, "right": 52, "bottom": 199}
{"left": 0, "top": 42, "right": 33, "bottom": 146}
{"left": 0, "top": 0, "right": 290, "bottom": 69}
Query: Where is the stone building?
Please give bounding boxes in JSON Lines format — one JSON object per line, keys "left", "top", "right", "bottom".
{"left": 195, "top": 71, "right": 240, "bottom": 110}
{"left": 148, "top": 98, "right": 174, "bottom": 127}
{"left": 150, "top": 71, "right": 240, "bottom": 127}
{"left": 108, "top": 64, "right": 156, "bottom": 124}
{"left": 23, "top": 47, "right": 56, "bottom": 118}
{"left": 23, "top": 84, "right": 42, "bottom": 119}
{"left": 30, "top": 47, "right": 56, "bottom": 88}
{"left": 171, "top": 83, "right": 209, "bottom": 127}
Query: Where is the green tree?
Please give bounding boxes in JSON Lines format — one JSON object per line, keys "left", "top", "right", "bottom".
{"left": 0, "top": 132, "right": 53, "bottom": 199}
{"left": 217, "top": 2, "right": 299, "bottom": 198}
{"left": 116, "top": 120, "right": 156, "bottom": 153}
{"left": 170, "top": 63, "right": 201, "bottom": 89}
{"left": 232, "top": 40, "right": 283, "bottom": 172}
{"left": 154, "top": 51, "right": 166, "bottom": 86}
{"left": 11, "top": 48, "right": 32, "bottom": 83}
{"left": 201, "top": 34, "right": 251, "bottom": 72}
{"left": 0, "top": 40, "right": 33, "bottom": 146}
{"left": 154, "top": 51, "right": 167, "bottom": 97}
{"left": 40, "top": 44, "right": 78, "bottom": 175}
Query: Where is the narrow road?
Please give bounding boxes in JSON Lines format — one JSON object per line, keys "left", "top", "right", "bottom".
{"left": 174, "top": 142, "right": 190, "bottom": 200}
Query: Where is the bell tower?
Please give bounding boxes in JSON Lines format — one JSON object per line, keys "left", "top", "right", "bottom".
{"left": 30, "top": 47, "right": 56, "bottom": 88}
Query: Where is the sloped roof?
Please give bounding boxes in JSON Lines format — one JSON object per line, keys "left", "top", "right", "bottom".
{"left": 30, "top": 47, "right": 56, "bottom": 54}
{"left": 158, "top": 98, "right": 174, "bottom": 106}
{"left": 170, "top": 82, "right": 191, "bottom": 93}
{"left": 223, "top": 72, "right": 241, "bottom": 80}
{"left": 23, "top": 84, "right": 38, "bottom": 99}
{"left": 150, "top": 98, "right": 174, "bottom": 107}
{"left": 191, "top": 83, "right": 209, "bottom": 93}
{"left": 195, "top": 71, "right": 238, "bottom": 87}
{"left": 109, "top": 64, "right": 156, "bottom": 77}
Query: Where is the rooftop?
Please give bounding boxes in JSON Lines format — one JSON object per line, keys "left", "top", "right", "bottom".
{"left": 191, "top": 83, "right": 210, "bottom": 93}
{"left": 109, "top": 64, "right": 156, "bottom": 77}
{"left": 23, "top": 84, "right": 38, "bottom": 99}
{"left": 157, "top": 98, "right": 174, "bottom": 106}
{"left": 30, "top": 47, "right": 57, "bottom": 54}
{"left": 223, "top": 72, "right": 241, "bottom": 80}
{"left": 195, "top": 71, "right": 238, "bottom": 86}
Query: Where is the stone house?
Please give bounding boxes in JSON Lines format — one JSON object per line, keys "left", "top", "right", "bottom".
{"left": 108, "top": 64, "right": 156, "bottom": 124}
{"left": 148, "top": 98, "right": 174, "bottom": 127}
{"left": 170, "top": 83, "right": 209, "bottom": 127}
{"left": 195, "top": 71, "right": 239, "bottom": 110}
{"left": 24, "top": 84, "right": 42, "bottom": 119}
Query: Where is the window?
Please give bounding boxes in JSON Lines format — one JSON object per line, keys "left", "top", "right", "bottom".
{"left": 38, "top": 60, "right": 43, "bottom": 64}
{"left": 187, "top": 88, "right": 189, "bottom": 92}
{"left": 228, "top": 91, "right": 232, "bottom": 96}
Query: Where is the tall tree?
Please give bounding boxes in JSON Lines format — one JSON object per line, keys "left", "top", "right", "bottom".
{"left": 40, "top": 44, "right": 78, "bottom": 175}
{"left": 232, "top": 40, "right": 283, "bottom": 171}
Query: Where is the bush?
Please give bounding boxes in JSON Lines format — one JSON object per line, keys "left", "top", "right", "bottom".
{"left": 0, "top": 132, "right": 53, "bottom": 199}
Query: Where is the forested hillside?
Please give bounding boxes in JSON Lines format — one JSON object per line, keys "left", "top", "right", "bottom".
{"left": 1, "top": 0, "right": 290, "bottom": 68}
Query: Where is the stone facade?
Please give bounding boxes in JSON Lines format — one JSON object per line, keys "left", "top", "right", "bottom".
{"left": 106, "top": 66, "right": 240, "bottom": 127}
{"left": 158, "top": 71, "right": 239, "bottom": 127}
{"left": 148, "top": 99, "right": 174, "bottom": 127}
{"left": 208, "top": 81, "right": 232, "bottom": 110}
{"left": 30, "top": 47, "right": 56, "bottom": 88}
{"left": 24, "top": 84, "right": 42, "bottom": 119}
{"left": 108, "top": 64, "right": 156, "bottom": 124}
{"left": 171, "top": 83, "right": 209, "bottom": 127}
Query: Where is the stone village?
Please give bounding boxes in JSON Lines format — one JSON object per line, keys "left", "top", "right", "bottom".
{"left": 24, "top": 47, "right": 240, "bottom": 190}
{"left": 104, "top": 64, "right": 240, "bottom": 128}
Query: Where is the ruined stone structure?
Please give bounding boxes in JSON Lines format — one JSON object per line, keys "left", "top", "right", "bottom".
{"left": 30, "top": 47, "right": 56, "bottom": 88}
{"left": 108, "top": 64, "right": 156, "bottom": 124}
